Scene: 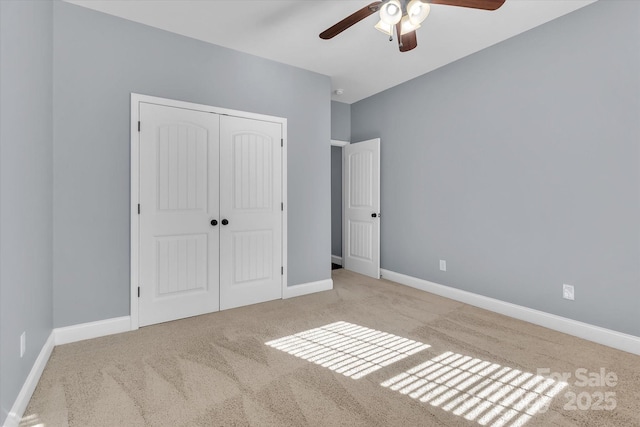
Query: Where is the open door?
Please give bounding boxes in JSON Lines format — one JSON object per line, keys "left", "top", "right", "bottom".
{"left": 343, "top": 138, "right": 380, "bottom": 279}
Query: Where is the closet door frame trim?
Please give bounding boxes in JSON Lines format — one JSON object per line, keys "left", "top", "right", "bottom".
{"left": 129, "top": 93, "right": 288, "bottom": 330}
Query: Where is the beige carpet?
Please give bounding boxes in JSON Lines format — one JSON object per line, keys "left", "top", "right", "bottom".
{"left": 22, "top": 269, "right": 640, "bottom": 426}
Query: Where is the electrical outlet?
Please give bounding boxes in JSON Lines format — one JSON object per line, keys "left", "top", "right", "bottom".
{"left": 562, "top": 284, "right": 575, "bottom": 301}
{"left": 439, "top": 260, "right": 447, "bottom": 272}
{"left": 20, "top": 332, "right": 26, "bottom": 358}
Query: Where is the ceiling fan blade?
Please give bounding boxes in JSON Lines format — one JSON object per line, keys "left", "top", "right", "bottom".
{"left": 319, "top": 1, "right": 383, "bottom": 39}
{"left": 400, "top": 31, "right": 418, "bottom": 52}
{"left": 428, "top": 0, "right": 505, "bottom": 11}
{"left": 396, "top": 23, "right": 418, "bottom": 53}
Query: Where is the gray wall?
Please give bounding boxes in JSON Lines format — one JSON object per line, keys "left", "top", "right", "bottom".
{"left": 331, "top": 101, "right": 351, "bottom": 257}
{"left": 0, "top": 0, "right": 54, "bottom": 423}
{"left": 331, "top": 101, "right": 351, "bottom": 142}
{"left": 351, "top": 0, "right": 640, "bottom": 336}
{"left": 53, "top": 2, "right": 331, "bottom": 328}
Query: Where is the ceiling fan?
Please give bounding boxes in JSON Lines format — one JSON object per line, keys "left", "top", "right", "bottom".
{"left": 319, "top": 0, "right": 506, "bottom": 52}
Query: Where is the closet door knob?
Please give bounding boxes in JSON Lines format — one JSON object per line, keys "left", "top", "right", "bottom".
{"left": 210, "top": 219, "right": 218, "bottom": 226}
{"left": 221, "top": 219, "right": 229, "bottom": 225}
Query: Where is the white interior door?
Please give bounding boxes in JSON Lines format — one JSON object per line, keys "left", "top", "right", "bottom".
{"left": 219, "top": 115, "right": 283, "bottom": 310}
{"left": 138, "top": 103, "right": 220, "bottom": 326}
{"left": 343, "top": 138, "right": 380, "bottom": 279}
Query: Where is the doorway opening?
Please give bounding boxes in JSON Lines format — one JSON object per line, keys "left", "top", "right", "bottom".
{"left": 331, "top": 139, "right": 348, "bottom": 270}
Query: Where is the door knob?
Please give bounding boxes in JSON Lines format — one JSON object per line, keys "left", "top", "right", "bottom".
{"left": 371, "top": 213, "right": 377, "bottom": 218}
{"left": 221, "top": 219, "right": 229, "bottom": 225}
{"left": 210, "top": 219, "right": 218, "bottom": 226}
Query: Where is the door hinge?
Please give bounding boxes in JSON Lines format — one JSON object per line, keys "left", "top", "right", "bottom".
{"left": 138, "top": 121, "right": 141, "bottom": 132}
{"left": 138, "top": 204, "right": 140, "bottom": 214}
{"left": 137, "top": 287, "right": 140, "bottom": 298}
{"left": 281, "top": 202, "right": 283, "bottom": 211}
{"left": 281, "top": 266, "right": 284, "bottom": 275}
{"left": 281, "top": 138, "right": 283, "bottom": 147}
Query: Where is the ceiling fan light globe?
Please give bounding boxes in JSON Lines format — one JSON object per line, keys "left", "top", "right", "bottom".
{"left": 374, "top": 20, "right": 393, "bottom": 36}
{"left": 407, "top": 0, "right": 431, "bottom": 25}
{"left": 380, "top": 0, "right": 402, "bottom": 25}
{"left": 400, "top": 15, "right": 421, "bottom": 35}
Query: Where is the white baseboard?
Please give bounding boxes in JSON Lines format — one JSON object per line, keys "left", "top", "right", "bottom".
{"left": 4, "top": 316, "right": 132, "bottom": 427}
{"left": 283, "top": 278, "right": 333, "bottom": 299}
{"left": 331, "top": 255, "right": 342, "bottom": 266}
{"left": 3, "top": 332, "right": 55, "bottom": 427}
{"left": 54, "top": 316, "right": 131, "bottom": 346}
{"left": 380, "top": 269, "right": 640, "bottom": 356}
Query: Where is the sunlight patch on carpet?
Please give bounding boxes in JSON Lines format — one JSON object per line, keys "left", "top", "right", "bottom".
{"left": 265, "top": 321, "right": 430, "bottom": 379}
{"left": 381, "top": 351, "right": 567, "bottom": 427}
{"left": 19, "top": 413, "right": 44, "bottom": 427}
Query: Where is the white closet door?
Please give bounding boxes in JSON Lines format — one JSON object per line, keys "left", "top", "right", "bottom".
{"left": 219, "top": 115, "right": 282, "bottom": 310}
{"left": 343, "top": 138, "right": 380, "bottom": 279}
{"left": 138, "top": 103, "right": 220, "bottom": 326}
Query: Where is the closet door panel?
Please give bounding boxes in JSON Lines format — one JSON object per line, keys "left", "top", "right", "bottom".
{"left": 138, "top": 103, "right": 220, "bottom": 326}
{"left": 219, "top": 116, "right": 282, "bottom": 310}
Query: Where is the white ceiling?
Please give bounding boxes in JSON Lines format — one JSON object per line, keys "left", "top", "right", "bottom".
{"left": 67, "top": 0, "right": 597, "bottom": 104}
